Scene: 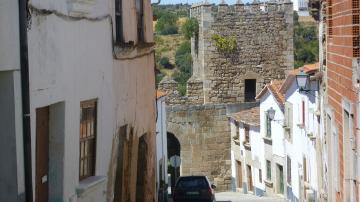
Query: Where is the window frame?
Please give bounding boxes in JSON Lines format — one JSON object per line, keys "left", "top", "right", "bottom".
{"left": 79, "top": 100, "right": 98, "bottom": 181}
{"left": 266, "top": 160, "right": 272, "bottom": 180}
{"left": 115, "top": 0, "right": 124, "bottom": 44}
{"left": 259, "top": 169, "right": 262, "bottom": 183}
{"left": 287, "top": 156, "right": 291, "bottom": 184}
{"left": 244, "top": 124, "right": 250, "bottom": 143}
{"left": 265, "top": 112, "right": 272, "bottom": 138}
{"left": 135, "top": 0, "right": 145, "bottom": 42}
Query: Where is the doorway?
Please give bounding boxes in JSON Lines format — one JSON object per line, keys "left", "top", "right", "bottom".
{"left": 36, "top": 107, "right": 49, "bottom": 202}
{"left": 167, "top": 132, "right": 181, "bottom": 188}
{"left": 236, "top": 161, "right": 243, "bottom": 188}
{"left": 244, "top": 79, "right": 256, "bottom": 102}
{"left": 247, "top": 165, "right": 253, "bottom": 192}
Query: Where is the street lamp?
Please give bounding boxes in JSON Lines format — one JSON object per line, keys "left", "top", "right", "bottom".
{"left": 296, "top": 70, "right": 310, "bottom": 92}
{"left": 267, "top": 107, "right": 276, "bottom": 121}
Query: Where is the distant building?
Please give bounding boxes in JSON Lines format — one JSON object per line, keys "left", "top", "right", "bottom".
{"left": 228, "top": 107, "right": 263, "bottom": 196}
{"left": 0, "top": 0, "right": 157, "bottom": 201}
{"left": 229, "top": 64, "right": 321, "bottom": 200}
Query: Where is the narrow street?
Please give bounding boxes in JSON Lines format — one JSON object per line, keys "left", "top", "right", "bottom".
{"left": 168, "top": 192, "right": 288, "bottom": 202}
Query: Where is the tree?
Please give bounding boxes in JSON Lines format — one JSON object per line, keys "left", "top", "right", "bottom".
{"left": 181, "top": 18, "right": 199, "bottom": 40}
{"left": 293, "top": 11, "right": 319, "bottom": 68}
{"left": 155, "top": 13, "right": 179, "bottom": 35}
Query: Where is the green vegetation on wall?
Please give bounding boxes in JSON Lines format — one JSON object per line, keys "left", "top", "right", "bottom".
{"left": 211, "top": 34, "right": 237, "bottom": 55}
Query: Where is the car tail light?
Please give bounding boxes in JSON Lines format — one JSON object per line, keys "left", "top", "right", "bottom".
{"left": 207, "top": 188, "right": 213, "bottom": 197}
{"left": 173, "top": 190, "right": 180, "bottom": 199}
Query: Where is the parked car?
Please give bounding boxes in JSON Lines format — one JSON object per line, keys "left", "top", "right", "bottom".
{"left": 173, "top": 176, "right": 216, "bottom": 202}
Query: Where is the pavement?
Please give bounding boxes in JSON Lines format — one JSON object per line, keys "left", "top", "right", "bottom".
{"left": 168, "top": 192, "right": 288, "bottom": 202}
{"left": 215, "top": 192, "right": 288, "bottom": 202}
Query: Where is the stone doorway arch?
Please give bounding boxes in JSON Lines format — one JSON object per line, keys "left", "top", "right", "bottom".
{"left": 167, "top": 132, "right": 181, "bottom": 188}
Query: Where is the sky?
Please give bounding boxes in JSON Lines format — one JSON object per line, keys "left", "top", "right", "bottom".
{"left": 152, "top": 0, "right": 240, "bottom": 5}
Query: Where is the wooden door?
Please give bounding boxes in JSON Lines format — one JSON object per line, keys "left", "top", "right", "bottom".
{"left": 36, "top": 107, "right": 49, "bottom": 202}
{"left": 247, "top": 165, "right": 253, "bottom": 192}
{"left": 236, "top": 161, "right": 242, "bottom": 188}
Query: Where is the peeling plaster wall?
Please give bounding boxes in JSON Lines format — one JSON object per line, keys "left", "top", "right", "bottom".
{"left": 26, "top": 0, "right": 156, "bottom": 201}
{"left": 0, "top": 0, "right": 26, "bottom": 201}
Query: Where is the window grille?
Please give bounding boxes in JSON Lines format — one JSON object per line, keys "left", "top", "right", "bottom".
{"left": 79, "top": 100, "right": 97, "bottom": 180}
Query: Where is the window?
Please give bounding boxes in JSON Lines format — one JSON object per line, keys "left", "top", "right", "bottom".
{"left": 266, "top": 160, "right": 271, "bottom": 180}
{"left": 136, "top": 0, "right": 144, "bottom": 42}
{"left": 79, "top": 100, "right": 97, "bottom": 180}
{"left": 115, "top": 0, "right": 124, "bottom": 44}
{"left": 244, "top": 79, "right": 256, "bottom": 102}
{"left": 287, "top": 156, "right": 291, "bottom": 184}
{"left": 301, "top": 100, "right": 305, "bottom": 126}
{"left": 259, "top": 169, "right": 262, "bottom": 183}
{"left": 328, "top": 0, "right": 333, "bottom": 37}
{"left": 244, "top": 125, "right": 250, "bottom": 143}
{"left": 303, "top": 156, "right": 308, "bottom": 182}
{"left": 284, "top": 102, "right": 293, "bottom": 140}
{"left": 266, "top": 113, "right": 272, "bottom": 138}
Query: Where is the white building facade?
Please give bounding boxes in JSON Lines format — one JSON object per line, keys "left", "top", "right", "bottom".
{"left": 280, "top": 69, "right": 320, "bottom": 202}
{"left": 229, "top": 66, "right": 321, "bottom": 201}
{"left": 229, "top": 107, "right": 263, "bottom": 196}
{"left": 156, "top": 91, "right": 168, "bottom": 202}
{"left": 0, "top": 0, "right": 157, "bottom": 202}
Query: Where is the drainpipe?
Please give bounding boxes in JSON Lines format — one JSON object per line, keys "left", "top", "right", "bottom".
{"left": 18, "top": 0, "right": 33, "bottom": 201}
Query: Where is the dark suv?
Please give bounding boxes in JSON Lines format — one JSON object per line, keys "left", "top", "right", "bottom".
{"left": 173, "top": 176, "right": 216, "bottom": 202}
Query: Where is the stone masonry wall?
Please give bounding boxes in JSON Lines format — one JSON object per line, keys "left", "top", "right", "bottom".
{"left": 167, "top": 104, "right": 232, "bottom": 191}
{"left": 190, "top": 2, "right": 294, "bottom": 104}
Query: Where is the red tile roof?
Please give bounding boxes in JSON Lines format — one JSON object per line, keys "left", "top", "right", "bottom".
{"left": 229, "top": 107, "right": 260, "bottom": 126}
{"left": 303, "top": 63, "right": 319, "bottom": 74}
{"left": 156, "top": 90, "right": 167, "bottom": 99}
{"left": 256, "top": 63, "right": 319, "bottom": 103}
{"left": 256, "top": 80, "right": 285, "bottom": 106}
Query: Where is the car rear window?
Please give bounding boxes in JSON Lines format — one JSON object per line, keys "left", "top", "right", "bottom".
{"left": 176, "top": 177, "right": 209, "bottom": 189}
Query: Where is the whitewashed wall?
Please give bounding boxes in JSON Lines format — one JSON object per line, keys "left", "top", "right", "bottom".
{"left": 27, "top": 0, "right": 156, "bottom": 201}
{"left": 156, "top": 96, "right": 168, "bottom": 188}
{"left": 260, "top": 92, "right": 285, "bottom": 157}
{"left": 284, "top": 80, "right": 319, "bottom": 200}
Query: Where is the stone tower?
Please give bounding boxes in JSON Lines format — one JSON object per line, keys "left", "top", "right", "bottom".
{"left": 158, "top": 1, "right": 293, "bottom": 191}
{"left": 190, "top": 0, "right": 294, "bottom": 104}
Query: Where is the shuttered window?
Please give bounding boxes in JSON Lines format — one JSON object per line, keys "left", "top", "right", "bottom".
{"left": 79, "top": 100, "right": 97, "bottom": 180}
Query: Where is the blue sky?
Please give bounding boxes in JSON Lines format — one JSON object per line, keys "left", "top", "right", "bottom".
{"left": 152, "top": 0, "right": 240, "bottom": 5}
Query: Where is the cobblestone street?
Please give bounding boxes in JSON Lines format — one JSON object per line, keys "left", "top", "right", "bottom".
{"left": 168, "top": 192, "right": 288, "bottom": 202}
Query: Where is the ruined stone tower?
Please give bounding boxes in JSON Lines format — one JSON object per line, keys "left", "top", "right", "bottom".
{"left": 159, "top": 0, "right": 293, "bottom": 191}
{"left": 190, "top": 0, "right": 294, "bottom": 104}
